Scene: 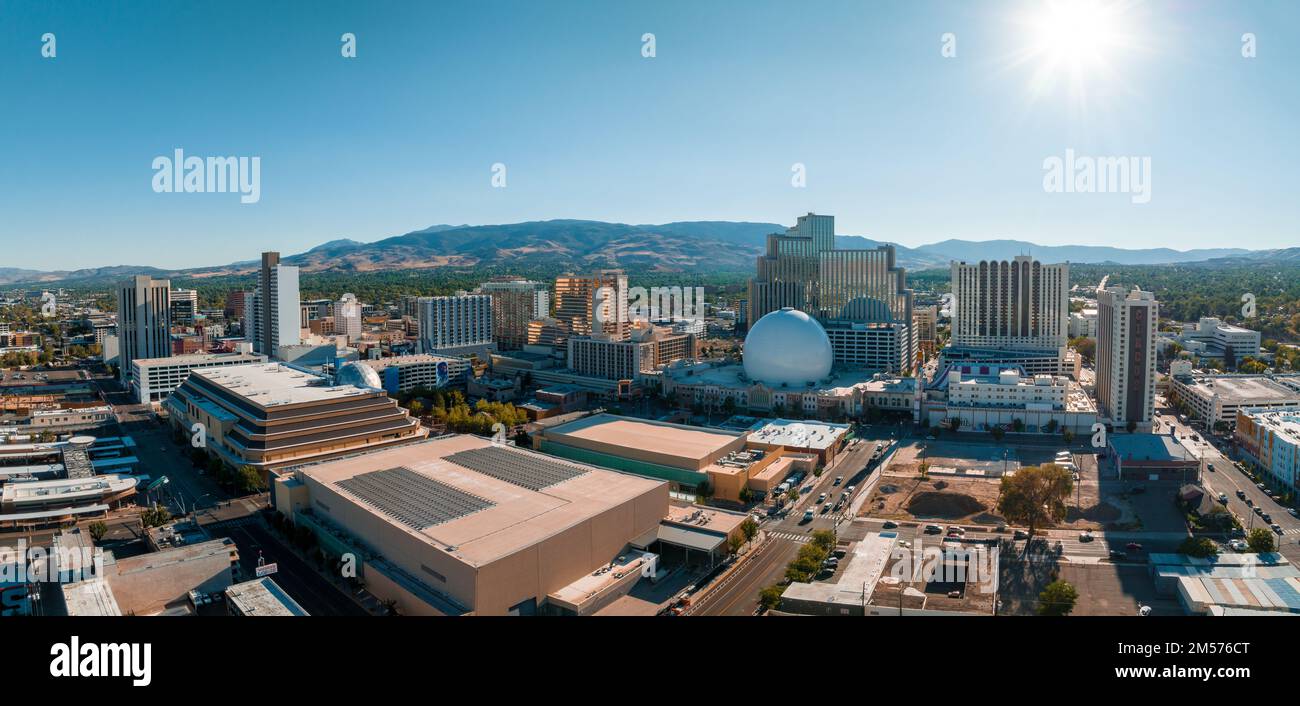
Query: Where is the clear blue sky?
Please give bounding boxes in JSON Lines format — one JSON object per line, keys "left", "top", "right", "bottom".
{"left": 1, "top": 0, "right": 1296, "bottom": 270}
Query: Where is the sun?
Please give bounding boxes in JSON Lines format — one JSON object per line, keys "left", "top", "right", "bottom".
{"left": 1009, "top": 0, "right": 1140, "bottom": 106}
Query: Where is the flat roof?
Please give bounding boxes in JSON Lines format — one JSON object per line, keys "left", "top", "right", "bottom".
{"left": 1109, "top": 434, "right": 1194, "bottom": 462}
{"left": 1243, "top": 410, "right": 1300, "bottom": 444}
{"left": 1178, "top": 374, "right": 1300, "bottom": 401}
{"left": 546, "top": 413, "right": 742, "bottom": 462}
{"left": 299, "top": 435, "right": 665, "bottom": 567}
{"left": 62, "top": 578, "right": 122, "bottom": 616}
{"left": 747, "top": 418, "right": 849, "bottom": 451}
{"left": 133, "top": 351, "right": 263, "bottom": 367}
{"left": 192, "top": 362, "right": 376, "bottom": 406}
{"left": 225, "top": 577, "right": 310, "bottom": 616}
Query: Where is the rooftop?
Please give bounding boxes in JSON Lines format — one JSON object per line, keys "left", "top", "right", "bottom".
{"left": 298, "top": 434, "right": 666, "bottom": 567}
{"left": 225, "top": 577, "right": 310, "bottom": 616}
{"left": 546, "top": 413, "right": 743, "bottom": 462}
{"left": 1243, "top": 410, "right": 1300, "bottom": 444}
{"left": 747, "top": 418, "right": 849, "bottom": 451}
{"left": 133, "top": 351, "right": 263, "bottom": 367}
{"left": 1175, "top": 374, "right": 1300, "bottom": 401}
{"left": 192, "top": 363, "right": 377, "bottom": 407}
{"left": 1108, "top": 434, "right": 1196, "bottom": 462}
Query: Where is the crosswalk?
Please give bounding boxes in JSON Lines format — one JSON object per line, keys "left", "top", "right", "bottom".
{"left": 768, "top": 531, "right": 812, "bottom": 544}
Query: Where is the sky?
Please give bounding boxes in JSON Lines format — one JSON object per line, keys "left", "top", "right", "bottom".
{"left": 0, "top": 0, "right": 1297, "bottom": 270}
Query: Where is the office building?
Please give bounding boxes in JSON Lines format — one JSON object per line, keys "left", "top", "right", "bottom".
{"left": 942, "top": 256, "right": 1069, "bottom": 377}
{"left": 165, "top": 362, "right": 427, "bottom": 477}
{"left": 130, "top": 350, "right": 266, "bottom": 404}
{"left": 116, "top": 275, "right": 172, "bottom": 385}
{"left": 478, "top": 277, "right": 549, "bottom": 350}
{"left": 336, "top": 293, "right": 363, "bottom": 343}
{"left": 1177, "top": 317, "right": 1262, "bottom": 361}
{"left": 914, "top": 305, "right": 938, "bottom": 355}
{"left": 553, "top": 270, "right": 629, "bottom": 343}
{"left": 417, "top": 294, "right": 493, "bottom": 355}
{"left": 922, "top": 364, "right": 1097, "bottom": 433}
{"left": 170, "top": 288, "right": 198, "bottom": 327}
{"left": 1069, "top": 309, "right": 1098, "bottom": 338}
{"left": 250, "top": 252, "right": 301, "bottom": 359}
{"left": 566, "top": 325, "right": 696, "bottom": 381}
{"left": 1096, "top": 285, "right": 1158, "bottom": 428}
{"left": 1169, "top": 372, "right": 1300, "bottom": 430}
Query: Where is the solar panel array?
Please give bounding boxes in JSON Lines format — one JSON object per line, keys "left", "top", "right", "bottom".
{"left": 336, "top": 467, "right": 494, "bottom": 530}
{"left": 445, "top": 446, "right": 588, "bottom": 492}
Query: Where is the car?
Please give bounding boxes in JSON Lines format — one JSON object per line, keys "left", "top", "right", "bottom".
{"left": 1273, "top": 524, "right": 1284, "bottom": 534}
{"left": 1013, "top": 529, "right": 1029, "bottom": 540}
{"left": 817, "top": 493, "right": 827, "bottom": 504}
{"left": 1218, "top": 493, "right": 1229, "bottom": 503}
{"left": 1108, "top": 550, "right": 1127, "bottom": 560}
{"left": 924, "top": 524, "right": 945, "bottom": 534}
{"left": 823, "top": 557, "right": 839, "bottom": 567}
{"left": 1079, "top": 531, "right": 1094, "bottom": 542}
{"left": 1255, "top": 506, "right": 1264, "bottom": 516}
{"left": 833, "top": 476, "right": 843, "bottom": 486}
{"left": 882, "top": 520, "right": 899, "bottom": 529}
{"left": 948, "top": 526, "right": 966, "bottom": 535}
{"left": 1126, "top": 542, "right": 1143, "bottom": 552}
{"left": 845, "top": 485, "right": 855, "bottom": 495}
{"left": 1289, "top": 509, "right": 1298, "bottom": 518}
{"left": 1258, "top": 482, "right": 1268, "bottom": 490}
{"left": 833, "top": 548, "right": 847, "bottom": 559}
{"left": 1246, "top": 498, "right": 1254, "bottom": 507}
{"left": 995, "top": 524, "right": 1007, "bottom": 532}
{"left": 802, "top": 510, "right": 815, "bottom": 523}
{"left": 1237, "top": 490, "right": 1247, "bottom": 499}
{"left": 1229, "top": 539, "right": 1248, "bottom": 552}
{"left": 1207, "top": 464, "right": 1215, "bottom": 472}
{"left": 1262, "top": 513, "right": 1273, "bottom": 523}
{"left": 821, "top": 503, "right": 832, "bottom": 514}
{"left": 1272, "top": 494, "right": 1284, "bottom": 502}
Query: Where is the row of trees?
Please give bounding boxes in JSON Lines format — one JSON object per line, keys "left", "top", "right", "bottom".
{"left": 759, "top": 529, "right": 837, "bottom": 612}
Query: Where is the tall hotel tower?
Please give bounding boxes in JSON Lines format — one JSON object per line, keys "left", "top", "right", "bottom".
{"left": 944, "top": 255, "right": 1070, "bottom": 375}
{"left": 748, "top": 213, "right": 914, "bottom": 374}
{"left": 250, "top": 251, "right": 301, "bottom": 359}
{"left": 553, "top": 270, "right": 630, "bottom": 343}
{"left": 117, "top": 275, "right": 172, "bottom": 385}
{"left": 1096, "top": 285, "right": 1158, "bottom": 429}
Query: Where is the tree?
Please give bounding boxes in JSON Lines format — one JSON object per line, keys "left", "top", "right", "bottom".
{"left": 87, "top": 521, "right": 108, "bottom": 542}
{"left": 741, "top": 517, "right": 759, "bottom": 543}
{"left": 1247, "top": 527, "right": 1277, "bottom": 553}
{"left": 1178, "top": 536, "right": 1219, "bottom": 558}
{"left": 990, "top": 426, "right": 1005, "bottom": 442}
{"left": 1062, "top": 429, "right": 1075, "bottom": 444}
{"left": 694, "top": 479, "right": 712, "bottom": 502}
{"left": 408, "top": 399, "right": 425, "bottom": 417}
{"left": 1038, "top": 580, "right": 1078, "bottom": 616}
{"left": 1044, "top": 419, "right": 1059, "bottom": 434}
{"left": 1125, "top": 419, "right": 1138, "bottom": 433}
{"left": 236, "top": 465, "right": 266, "bottom": 495}
{"left": 996, "top": 464, "right": 1073, "bottom": 538}
{"left": 727, "top": 533, "right": 744, "bottom": 556}
{"left": 759, "top": 584, "right": 785, "bottom": 612}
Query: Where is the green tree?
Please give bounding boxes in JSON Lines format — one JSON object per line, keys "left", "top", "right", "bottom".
{"left": 236, "top": 465, "right": 266, "bottom": 494}
{"left": 990, "top": 426, "right": 1005, "bottom": 442}
{"left": 87, "top": 521, "right": 108, "bottom": 542}
{"left": 1178, "top": 536, "right": 1219, "bottom": 558}
{"left": 996, "top": 464, "right": 1073, "bottom": 538}
{"left": 1247, "top": 527, "right": 1277, "bottom": 553}
{"left": 759, "top": 584, "right": 786, "bottom": 612}
{"left": 740, "top": 517, "right": 759, "bottom": 543}
{"left": 727, "top": 533, "right": 744, "bottom": 555}
{"left": 1038, "top": 580, "right": 1079, "bottom": 616}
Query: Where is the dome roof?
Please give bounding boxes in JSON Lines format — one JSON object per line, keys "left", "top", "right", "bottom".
{"left": 335, "top": 361, "right": 382, "bottom": 390}
{"left": 743, "top": 307, "right": 833, "bottom": 387}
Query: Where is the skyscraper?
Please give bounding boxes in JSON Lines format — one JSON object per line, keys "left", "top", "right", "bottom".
{"left": 117, "top": 275, "right": 171, "bottom": 385}
{"left": 941, "top": 255, "right": 1070, "bottom": 376}
{"left": 336, "top": 293, "right": 363, "bottom": 343}
{"left": 417, "top": 294, "right": 493, "bottom": 354}
{"left": 250, "top": 251, "right": 301, "bottom": 359}
{"left": 478, "top": 277, "right": 549, "bottom": 350}
{"left": 170, "top": 288, "right": 198, "bottom": 327}
{"left": 553, "top": 270, "right": 629, "bottom": 344}
{"left": 747, "top": 213, "right": 915, "bottom": 374}
{"left": 1096, "top": 285, "right": 1158, "bottom": 429}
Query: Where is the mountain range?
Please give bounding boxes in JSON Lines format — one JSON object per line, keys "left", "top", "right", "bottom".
{"left": 1, "top": 220, "right": 1289, "bottom": 286}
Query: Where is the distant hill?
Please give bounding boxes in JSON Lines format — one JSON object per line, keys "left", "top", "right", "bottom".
{"left": 913, "top": 239, "right": 1252, "bottom": 266}
{"left": 0, "top": 220, "right": 1274, "bottom": 286}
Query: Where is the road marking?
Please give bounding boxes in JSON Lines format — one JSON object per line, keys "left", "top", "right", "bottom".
{"left": 767, "top": 531, "right": 811, "bottom": 543}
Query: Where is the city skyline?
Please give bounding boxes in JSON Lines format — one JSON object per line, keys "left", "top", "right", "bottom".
{"left": 3, "top": 0, "right": 1298, "bottom": 271}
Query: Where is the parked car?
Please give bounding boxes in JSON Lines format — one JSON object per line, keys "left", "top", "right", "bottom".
{"left": 924, "top": 524, "right": 945, "bottom": 534}
{"left": 1289, "top": 508, "right": 1298, "bottom": 518}
{"left": 817, "top": 493, "right": 827, "bottom": 504}
{"left": 1218, "top": 493, "right": 1229, "bottom": 504}
{"left": 1207, "top": 463, "right": 1215, "bottom": 472}
{"left": 1262, "top": 513, "right": 1272, "bottom": 523}
{"left": 1229, "top": 539, "right": 1248, "bottom": 552}
{"left": 948, "top": 526, "right": 966, "bottom": 535}
{"left": 1013, "top": 529, "right": 1029, "bottom": 540}
{"left": 1272, "top": 524, "right": 1284, "bottom": 534}
{"left": 1258, "top": 482, "right": 1268, "bottom": 490}
{"left": 1079, "top": 530, "right": 1094, "bottom": 542}
{"left": 845, "top": 485, "right": 855, "bottom": 495}
{"left": 1237, "top": 490, "right": 1247, "bottom": 500}
{"left": 821, "top": 503, "right": 832, "bottom": 514}
{"left": 1255, "top": 506, "right": 1264, "bottom": 516}
{"left": 833, "top": 476, "right": 843, "bottom": 486}
{"left": 1108, "top": 550, "right": 1127, "bottom": 560}
{"left": 882, "top": 520, "right": 899, "bottom": 529}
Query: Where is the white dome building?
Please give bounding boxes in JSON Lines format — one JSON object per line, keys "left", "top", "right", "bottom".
{"left": 743, "top": 307, "right": 833, "bottom": 387}
{"left": 335, "top": 361, "right": 383, "bottom": 390}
